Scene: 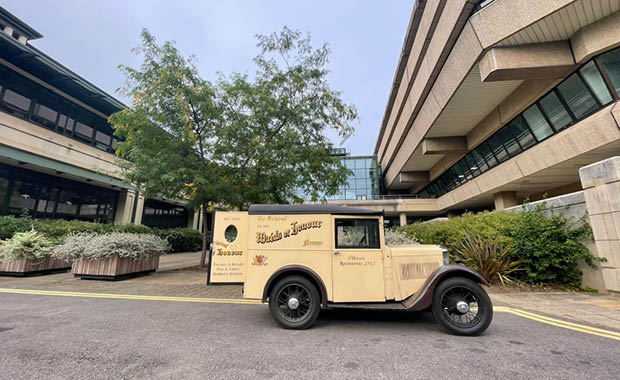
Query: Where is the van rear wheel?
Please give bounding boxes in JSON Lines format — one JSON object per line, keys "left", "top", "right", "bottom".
{"left": 269, "top": 275, "right": 320, "bottom": 329}
{"left": 431, "top": 277, "right": 493, "bottom": 336}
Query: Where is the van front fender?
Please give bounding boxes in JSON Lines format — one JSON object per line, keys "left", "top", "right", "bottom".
{"left": 402, "top": 265, "right": 488, "bottom": 311}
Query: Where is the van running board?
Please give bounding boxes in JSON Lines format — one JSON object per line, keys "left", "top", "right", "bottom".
{"left": 327, "top": 302, "right": 407, "bottom": 310}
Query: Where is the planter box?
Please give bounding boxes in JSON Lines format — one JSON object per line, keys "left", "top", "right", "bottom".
{"left": 0, "top": 256, "right": 71, "bottom": 277}
{"left": 72, "top": 254, "right": 160, "bottom": 280}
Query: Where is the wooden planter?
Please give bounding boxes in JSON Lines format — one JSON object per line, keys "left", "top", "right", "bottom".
{"left": 72, "top": 254, "right": 160, "bottom": 280}
{"left": 0, "top": 256, "right": 71, "bottom": 277}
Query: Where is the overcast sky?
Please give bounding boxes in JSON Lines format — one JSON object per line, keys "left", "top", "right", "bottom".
{"left": 4, "top": 0, "right": 412, "bottom": 155}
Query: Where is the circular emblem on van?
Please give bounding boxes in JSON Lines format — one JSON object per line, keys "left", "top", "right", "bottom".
{"left": 252, "top": 255, "right": 267, "bottom": 266}
{"left": 225, "top": 225, "right": 238, "bottom": 243}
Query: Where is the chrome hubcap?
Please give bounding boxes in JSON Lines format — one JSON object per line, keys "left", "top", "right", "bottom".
{"left": 456, "top": 300, "right": 470, "bottom": 313}
{"left": 288, "top": 297, "right": 300, "bottom": 310}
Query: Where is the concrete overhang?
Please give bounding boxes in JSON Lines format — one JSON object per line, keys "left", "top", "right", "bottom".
{"left": 422, "top": 137, "right": 468, "bottom": 155}
{"left": 399, "top": 171, "right": 429, "bottom": 184}
{"left": 479, "top": 41, "right": 576, "bottom": 82}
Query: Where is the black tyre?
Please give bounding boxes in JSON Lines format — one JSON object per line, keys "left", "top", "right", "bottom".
{"left": 268, "top": 275, "right": 320, "bottom": 330}
{"left": 431, "top": 277, "right": 493, "bottom": 336}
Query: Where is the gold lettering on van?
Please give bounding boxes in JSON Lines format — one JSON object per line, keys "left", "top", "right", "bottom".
{"left": 256, "top": 220, "right": 323, "bottom": 244}
{"left": 400, "top": 262, "right": 439, "bottom": 280}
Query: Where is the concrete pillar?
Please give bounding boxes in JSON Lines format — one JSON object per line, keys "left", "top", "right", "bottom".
{"left": 114, "top": 190, "right": 136, "bottom": 225}
{"left": 399, "top": 213, "right": 407, "bottom": 227}
{"left": 579, "top": 157, "right": 620, "bottom": 293}
{"left": 493, "top": 191, "right": 518, "bottom": 211}
{"left": 133, "top": 193, "right": 145, "bottom": 224}
{"left": 187, "top": 209, "right": 200, "bottom": 230}
{"left": 3, "top": 26, "right": 13, "bottom": 37}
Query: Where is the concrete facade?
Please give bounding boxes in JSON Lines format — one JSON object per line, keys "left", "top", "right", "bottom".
{"left": 371, "top": 0, "right": 620, "bottom": 223}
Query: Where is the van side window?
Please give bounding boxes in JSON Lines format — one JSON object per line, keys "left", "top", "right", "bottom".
{"left": 335, "top": 219, "right": 380, "bottom": 249}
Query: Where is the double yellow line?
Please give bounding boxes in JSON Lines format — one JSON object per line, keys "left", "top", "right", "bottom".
{"left": 0, "top": 288, "right": 263, "bottom": 305}
{"left": 1, "top": 288, "right": 619, "bottom": 341}
{"left": 495, "top": 306, "right": 620, "bottom": 341}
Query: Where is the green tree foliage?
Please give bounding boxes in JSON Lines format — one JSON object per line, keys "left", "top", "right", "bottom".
{"left": 109, "top": 28, "right": 357, "bottom": 266}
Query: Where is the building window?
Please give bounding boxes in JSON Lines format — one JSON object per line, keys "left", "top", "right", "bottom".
{"left": 537, "top": 92, "right": 572, "bottom": 131}
{"left": 598, "top": 49, "right": 620, "bottom": 96}
{"left": 580, "top": 61, "right": 613, "bottom": 105}
{"left": 556, "top": 74, "right": 599, "bottom": 119}
{"left": 522, "top": 105, "right": 554, "bottom": 141}
{"left": 141, "top": 199, "right": 188, "bottom": 229}
{"left": 0, "top": 163, "right": 118, "bottom": 222}
{"left": 0, "top": 67, "right": 120, "bottom": 154}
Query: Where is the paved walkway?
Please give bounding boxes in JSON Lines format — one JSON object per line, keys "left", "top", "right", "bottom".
{"left": 157, "top": 251, "right": 202, "bottom": 271}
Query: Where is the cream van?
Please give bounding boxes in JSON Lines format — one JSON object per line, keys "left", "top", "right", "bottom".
{"left": 208, "top": 204, "right": 492, "bottom": 335}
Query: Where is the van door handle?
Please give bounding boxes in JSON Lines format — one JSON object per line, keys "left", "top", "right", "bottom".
{"left": 334, "top": 250, "right": 341, "bottom": 255}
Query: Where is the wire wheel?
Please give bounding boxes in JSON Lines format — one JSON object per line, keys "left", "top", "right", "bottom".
{"left": 276, "top": 283, "right": 312, "bottom": 323}
{"left": 440, "top": 286, "right": 482, "bottom": 328}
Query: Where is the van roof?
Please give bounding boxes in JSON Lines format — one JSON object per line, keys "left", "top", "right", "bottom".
{"left": 248, "top": 204, "right": 384, "bottom": 216}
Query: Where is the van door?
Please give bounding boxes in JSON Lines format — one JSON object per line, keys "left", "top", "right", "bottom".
{"left": 331, "top": 217, "right": 385, "bottom": 302}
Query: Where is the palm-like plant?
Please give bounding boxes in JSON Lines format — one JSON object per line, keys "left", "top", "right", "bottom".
{"left": 455, "top": 231, "right": 521, "bottom": 285}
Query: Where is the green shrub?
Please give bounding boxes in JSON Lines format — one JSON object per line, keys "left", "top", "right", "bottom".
{"left": 0, "top": 229, "right": 55, "bottom": 263}
{"left": 155, "top": 228, "right": 203, "bottom": 253}
{"left": 114, "top": 223, "right": 153, "bottom": 234}
{"left": 52, "top": 233, "right": 170, "bottom": 261}
{"left": 398, "top": 211, "right": 521, "bottom": 259}
{"left": 385, "top": 229, "right": 419, "bottom": 245}
{"left": 398, "top": 207, "right": 599, "bottom": 288}
{"left": 511, "top": 206, "right": 597, "bottom": 288}
{"left": 0, "top": 215, "right": 34, "bottom": 240}
{"left": 33, "top": 219, "right": 114, "bottom": 238}
{"left": 455, "top": 232, "right": 521, "bottom": 285}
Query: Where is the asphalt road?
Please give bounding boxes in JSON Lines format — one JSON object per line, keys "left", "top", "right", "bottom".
{"left": 1, "top": 293, "right": 618, "bottom": 380}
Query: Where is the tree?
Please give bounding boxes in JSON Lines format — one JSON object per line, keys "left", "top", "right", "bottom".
{"left": 110, "top": 28, "right": 357, "bottom": 267}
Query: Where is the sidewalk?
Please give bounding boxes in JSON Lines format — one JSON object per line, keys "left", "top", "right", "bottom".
{"left": 490, "top": 292, "right": 620, "bottom": 331}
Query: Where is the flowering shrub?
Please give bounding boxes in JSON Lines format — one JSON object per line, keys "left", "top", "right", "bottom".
{"left": 52, "top": 233, "right": 170, "bottom": 262}
{"left": 384, "top": 229, "right": 419, "bottom": 246}
{"left": 0, "top": 229, "right": 55, "bottom": 263}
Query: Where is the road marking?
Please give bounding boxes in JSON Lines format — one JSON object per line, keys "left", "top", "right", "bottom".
{"left": 2, "top": 288, "right": 619, "bottom": 340}
{"left": 0, "top": 288, "right": 263, "bottom": 305}
{"left": 495, "top": 306, "right": 620, "bottom": 341}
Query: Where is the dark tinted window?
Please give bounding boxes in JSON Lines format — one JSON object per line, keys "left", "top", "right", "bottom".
{"left": 538, "top": 92, "right": 572, "bottom": 131}
{"left": 557, "top": 74, "right": 599, "bottom": 119}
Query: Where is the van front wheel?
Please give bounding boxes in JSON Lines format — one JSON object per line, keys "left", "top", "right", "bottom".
{"left": 431, "top": 277, "right": 493, "bottom": 336}
{"left": 268, "top": 275, "right": 320, "bottom": 329}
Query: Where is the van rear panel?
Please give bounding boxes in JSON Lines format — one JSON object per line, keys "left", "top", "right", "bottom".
{"left": 209, "top": 211, "right": 249, "bottom": 284}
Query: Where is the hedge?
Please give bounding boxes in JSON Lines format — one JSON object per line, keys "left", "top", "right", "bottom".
{"left": 397, "top": 207, "right": 598, "bottom": 288}
{"left": 0, "top": 216, "right": 203, "bottom": 253}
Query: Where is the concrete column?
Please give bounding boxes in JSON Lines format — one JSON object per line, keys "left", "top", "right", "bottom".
{"left": 114, "top": 190, "right": 136, "bottom": 225}
{"left": 399, "top": 213, "right": 407, "bottom": 227}
{"left": 3, "top": 26, "right": 13, "bottom": 36}
{"left": 133, "top": 193, "right": 145, "bottom": 224}
{"left": 187, "top": 209, "right": 200, "bottom": 230}
{"left": 493, "top": 191, "right": 518, "bottom": 211}
{"left": 579, "top": 157, "right": 620, "bottom": 293}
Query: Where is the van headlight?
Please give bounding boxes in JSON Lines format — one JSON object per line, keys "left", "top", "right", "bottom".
{"left": 441, "top": 248, "right": 449, "bottom": 265}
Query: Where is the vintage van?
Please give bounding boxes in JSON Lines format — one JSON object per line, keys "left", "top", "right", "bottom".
{"left": 208, "top": 204, "right": 492, "bottom": 335}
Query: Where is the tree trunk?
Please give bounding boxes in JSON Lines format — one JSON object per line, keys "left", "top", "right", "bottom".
{"left": 199, "top": 202, "right": 209, "bottom": 268}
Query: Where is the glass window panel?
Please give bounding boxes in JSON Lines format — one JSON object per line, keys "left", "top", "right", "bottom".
{"left": 468, "top": 149, "right": 489, "bottom": 173}
{"left": 522, "top": 106, "right": 554, "bottom": 142}
{"left": 96, "top": 132, "right": 111, "bottom": 145}
{"left": 335, "top": 219, "right": 380, "bottom": 249}
{"left": 65, "top": 118, "right": 74, "bottom": 132}
{"left": 538, "top": 92, "right": 572, "bottom": 131}
{"left": 3, "top": 89, "right": 31, "bottom": 111}
{"left": 509, "top": 115, "right": 537, "bottom": 149}
{"left": 557, "top": 74, "right": 599, "bottom": 119}
{"left": 487, "top": 134, "right": 510, "bottom": 163}
{"left": 580, "top": 61, "right": 613, "bottom": 105}
{"left": 9, "top": 181, "right": 36, "bottom": 210}
{"left": 33, "top": 104, "right": 57, "bottom": 123}
{"left": 75, "top": 122, "right": 94, "bottom": 138}
{"left": 80, "top": 204, "right": 98, "bottom": 216}
{"left": 496, "top": 128, "right": 521, "bottom": 157}
{"left": 598, "top": 48, "right": 620, "bottom": 96}
{"left": 0, "top": 177, "right": 8, "bottom": 211}
{"left": 476, "top": 142, "right": 498, "bottom": 168}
